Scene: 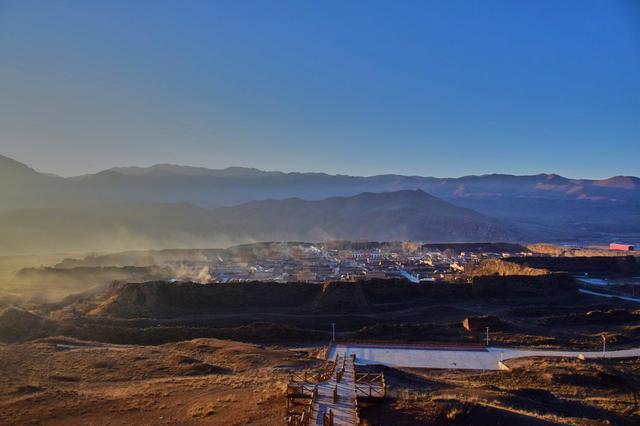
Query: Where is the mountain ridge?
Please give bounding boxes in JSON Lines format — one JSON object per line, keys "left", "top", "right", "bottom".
{"left": 5, "top": 154, "right": 636, "bottom": 183}
{"left": 1, "top": 155, "right": 638, "bottom": 243}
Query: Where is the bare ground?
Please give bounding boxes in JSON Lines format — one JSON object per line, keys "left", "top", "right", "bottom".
{"left": 0, "top": 337, "right": 317, "bottom": 425}
{"left": 359, "top": 356, "right": 640, "bottom": 425}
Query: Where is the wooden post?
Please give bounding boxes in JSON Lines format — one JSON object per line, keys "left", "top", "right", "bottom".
{"left": 323, "top": 409, "right": 334, "bottom": 426}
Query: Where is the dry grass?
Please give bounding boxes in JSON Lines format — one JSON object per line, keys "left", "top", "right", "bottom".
{"left": 361, "top": 357, "right": 640, "bottom": 425}
{"left": 0, "top": 336, "right": 315, "bottom": 425}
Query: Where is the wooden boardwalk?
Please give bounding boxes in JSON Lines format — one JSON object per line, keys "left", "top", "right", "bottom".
{"left": 311, "top": 354, "right": 358, "bottom": 426}
{"left": 285, "top": 349, "right": 384, "bottom": 425}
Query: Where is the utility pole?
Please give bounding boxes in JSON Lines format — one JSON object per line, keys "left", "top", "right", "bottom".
{"left": 601, "top": 334, "right": 606, "bottom": 358}
{"left": 332, "top": 322, "right": 335, "bottom": 342}
{"left": 485, "top": 327, "right": 490, "bottom": 346}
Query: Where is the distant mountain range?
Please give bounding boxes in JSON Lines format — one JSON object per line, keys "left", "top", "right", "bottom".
{"left": 1, "top": 154, "right": 638, "bottom": 253}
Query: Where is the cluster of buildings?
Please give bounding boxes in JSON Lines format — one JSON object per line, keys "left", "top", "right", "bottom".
{"left": 173, "top": 242, "right": 518, "bottom": 284}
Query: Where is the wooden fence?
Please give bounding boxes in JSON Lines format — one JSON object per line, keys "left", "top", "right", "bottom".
{"left": 287, "top": 382, "right": 317, "bottom": 399}
{"left": 286, "top": 384, "right": 317, "bottom": 425}
{"left": 354, "top": 371, "right": 386, "bottom": 401}
{"left": 355, "top": 383, "right": 385, "bottom": 400}
{"left": 286, "top": 353, "right": 339, "bottom": 425}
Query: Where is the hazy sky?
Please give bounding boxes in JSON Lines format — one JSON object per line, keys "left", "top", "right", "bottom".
{"left": 1, "top": 1, "right": 638, "bottom": 178}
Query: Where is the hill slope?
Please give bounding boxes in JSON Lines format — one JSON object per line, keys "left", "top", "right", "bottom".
{"left": 212, "top": 190, "right": 516, "bottom": 242}
{"left": 0, "top": 190, "right": 517, "bottom": 254}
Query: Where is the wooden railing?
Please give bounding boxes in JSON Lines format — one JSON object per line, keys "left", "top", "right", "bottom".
{"left": 355, "top": 373, "right": 384, "bottom": 383}
{"left": 335, "top": 355, "right": 347, "bottom": 382}
{"left": 353, "top": 356, "right": 386, "bottom": 402}
{"left": 289, "top": 371, "right": 313, "bottom": 383}
{"left": 285, "top": 381, "right": 318, "bottom": 426}
{"left": 355, "top": 383, "right": 386, "bottom": 399}
{"left": 286, "top": 353, "right": 341, "bottom": 425}
{"left": 290, "top": 353, "right": 338, "bottom": 385}
{"left": 286, "top": 401, "right": 314, "bottom": 426}
{"left": 287, "top": 382, "right": 316, "bottom": 398}
{"left": 318, "top": 355, "right": 338, "bottom": 381}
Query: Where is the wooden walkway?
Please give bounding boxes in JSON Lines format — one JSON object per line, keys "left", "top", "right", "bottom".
{"left": 311, "top": 354, "right": 358, "bottom": 426}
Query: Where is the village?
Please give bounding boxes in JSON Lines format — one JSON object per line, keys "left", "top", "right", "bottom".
{"left": 172, "top": 242, "right": 527, "bottom": 285}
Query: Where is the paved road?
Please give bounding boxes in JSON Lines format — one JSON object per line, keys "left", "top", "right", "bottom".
{"left": 579, "top": 288, "right": 640, "bottom": 303}
{"left": 329, "top": 343, "right": 640, "bottom": 371}
{"left": 311, "top": 354, "right": 357, "bottom": 426}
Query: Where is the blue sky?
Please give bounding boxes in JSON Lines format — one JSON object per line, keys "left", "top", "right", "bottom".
{"left": 0, "top": 0, "right": 638, "bottom": 178}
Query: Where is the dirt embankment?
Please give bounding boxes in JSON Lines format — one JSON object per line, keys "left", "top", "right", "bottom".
{"left": 2, "top": 275, "right": 600, "bottom": 346}
{"left": 471, "top": 274, "right": 577, "bottom": 298}
{"left": 422, "top": 242, "right": 528, "bottom": 254}
{"left": 88, "top": 279, "right": 469, "bottom": 319}
{"left": 528, "top": 243, "right": 639, "bottom": 257}
{"left": 313, "top": 281, "right": 368, "bottom": 313}
{"left": 466, "top": 259, "right": 549, "bottom": 276}
{"left": 92, "top": 280, "right": 321, "bottom": 318}
{"left": 505, "top": 255, "right": 640, "bottom": 276}
{"left": 92, "top": 278, "right": 478, "bottom": 320}
{"left": 80, "top": 273, "right": 585, "bottom": 323}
